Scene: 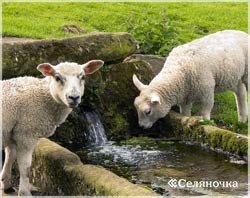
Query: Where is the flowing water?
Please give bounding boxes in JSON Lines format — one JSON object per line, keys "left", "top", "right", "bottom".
{"left": 78, "top": 111, "right": 248, "bottom": 196}
{"left": 83, "top": 111, "right": 108, "bottom": 146}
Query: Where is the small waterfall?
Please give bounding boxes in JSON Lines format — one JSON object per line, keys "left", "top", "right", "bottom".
{"left": 84, "top": 110, "right": 108, "bottom": 146}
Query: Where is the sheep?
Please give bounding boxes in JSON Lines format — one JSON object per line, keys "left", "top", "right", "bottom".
{"left": 133, "top": 30, "right": 248, "bottom": 129}
{"left": 1, "top": 60, "right": 104, "bottom": 196}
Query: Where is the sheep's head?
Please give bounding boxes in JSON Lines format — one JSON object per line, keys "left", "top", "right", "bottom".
{"left": 37, "top": 60, "right": 104, "bottom": 108}
{"left": 133, "top": 74, "right": 170, "bottom": 129}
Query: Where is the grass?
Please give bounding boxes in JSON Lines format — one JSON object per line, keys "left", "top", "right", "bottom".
{"left": 3, "top": 2, "right": 247, "bottom": 54}
{"left": 213, "top": 92, "right": 248, "bottom": 135}
{"left": 3, "top": 2, "right": 248, "bottom": 134}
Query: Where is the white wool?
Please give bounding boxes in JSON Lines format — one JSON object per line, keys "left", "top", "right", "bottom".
{"left": 1, "top": 60, "right": 103, "bottom": 195}
{"left": 134, "top": 30, "right": 248, "bottom": 129}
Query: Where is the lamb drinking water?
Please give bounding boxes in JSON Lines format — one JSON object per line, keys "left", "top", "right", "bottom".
{"left": 1, "top": 60, "right": 104, "bottom": 196}
{"left": 133, "top": 30, "right": 248, "bottom": 129}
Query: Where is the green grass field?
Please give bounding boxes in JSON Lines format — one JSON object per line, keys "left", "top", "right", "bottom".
{"left": 3, "top": 2, "right": 247, "bottom": 53}
{"left": 3, "top": 2, "right": 248, "bottom": 134}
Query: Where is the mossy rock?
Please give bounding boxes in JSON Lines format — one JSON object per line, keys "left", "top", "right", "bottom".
{"left": 31, "top": 138, "right": 158, "bottom": 196}
{"left": 3, "top": 32, "right": 137, "bottom": 79}
{"left": 123, "top": 53, "right": 166, "bottom": 76}
{"left": 202, "top": 125, "right": 248, "bottom": 157}
{"left": 167, "top": 111, "right": 248, "bottom": 159}
{"left": 98, "top": 61, "right": 153, "bottom": 140}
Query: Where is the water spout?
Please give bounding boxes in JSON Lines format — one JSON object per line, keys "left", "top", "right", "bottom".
{"left": 84, "top": 110, "right": 107, "bottom": 146}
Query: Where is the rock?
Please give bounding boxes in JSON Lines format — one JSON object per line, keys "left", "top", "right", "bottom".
{"left": 62, "top": 25, "right": 86, "bottom": 33}
{"left": 123, "top": 54, "right": 166, "bottom": 76}
{"left": 97, "top": 61, "right": 154, "bottom": 140}
{"left": 31, "top": 138, "right": 158, "bottom": 196}
{"left": 167, "top": 111, "right": 248, "bottom": 159}
{"left": 2, "top": 32, "right": 138, "bottom": 79}
{"left": 51, "top": 107, "right": 89, "bottom": 147}
{"left": 2, "top": 37, "right": 39, "bottom": 44}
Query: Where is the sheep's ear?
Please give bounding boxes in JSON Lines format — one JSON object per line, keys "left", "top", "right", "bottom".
{"left": 132, "top": 74, "right": 147, "bottom": 91}
{"left": 83, "top": 60, "right": 104, "bottom": 75}
{"left": 37, "top": 63, "right": 55, "bottom": 76}
{"left": 151, "top": 94, "right": 161, "bottom": 105}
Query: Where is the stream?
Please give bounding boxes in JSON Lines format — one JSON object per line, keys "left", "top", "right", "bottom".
{"left": 77, "top": 111, "right": 248, "bottom": 196}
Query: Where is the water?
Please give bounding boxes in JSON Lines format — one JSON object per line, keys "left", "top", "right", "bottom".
{"left": 83, "top": 111, "right": 107, "bottom": 146}
{"left": 77, "top": 138, "right": 248, "bottom": 196}
{"left": 80, "top": 113, "right": 248, "bottom": 196}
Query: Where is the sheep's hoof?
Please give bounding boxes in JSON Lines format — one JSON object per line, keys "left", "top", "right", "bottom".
{"left": 4, "top": 187, "right": 15, "bottom": 193}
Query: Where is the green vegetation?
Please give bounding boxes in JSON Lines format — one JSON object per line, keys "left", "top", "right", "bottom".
{"left": 192, "top": 92, "right": 248, "bottom": 135}
{"left": 213, "top": 92, "right": 248, "bottom": 135}
{"left": 170, "top": 113, "right": 248, "bottom": 157}
{"left": 3, "top": 2, "right": 248, "bottom": 134}
{"left": 120, "top": 137, "right": 175, "bottom": 149}
{"left": 3, "top": 2, "right": 247, "bottom": 55}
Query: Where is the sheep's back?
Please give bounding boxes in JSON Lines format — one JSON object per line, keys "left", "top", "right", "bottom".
{"left": 2, "top": 77, "right": 52, "bottom": 144}
{"left": 161, "top": 30, "right": 248, "bottom": 92}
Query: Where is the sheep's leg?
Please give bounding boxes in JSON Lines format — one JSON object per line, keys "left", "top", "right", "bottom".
{"left": 234, "top": 82, "right": 247, "bottom": 123}
{"left": 199, "top": 90, "right": 214, "bottom": 120}
{"left": 180, "top": 102, "right": 192, "bottom": 116}
{"left": 16, "top": 145, "right": 34, "bottom": 196}
{"left": 0, "top": 143, "right": 16, "bottom": 193}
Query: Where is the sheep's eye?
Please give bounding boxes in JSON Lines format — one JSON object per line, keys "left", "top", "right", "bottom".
{"left": 55, "top": 74, "right": 63, "bottom": 83}
{"left": 81, "top": 75, "right": 86, "bottom": 80}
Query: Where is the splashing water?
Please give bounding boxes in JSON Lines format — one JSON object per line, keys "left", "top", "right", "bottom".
{"left": 88, "top": 142, "right": 163, "bottom": 167}
{"left": 84, "top": 111, "right": 107, "bottom": 146}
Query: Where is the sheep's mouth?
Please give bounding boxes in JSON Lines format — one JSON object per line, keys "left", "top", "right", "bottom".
{"left": 139, "top": 122, "right": 153, "bottom": 129}
{"left": 142, "top": 125, "right": 153, "bottom": 129}
{"left": 68, "top": 102, "right": 79, "bottom": 108}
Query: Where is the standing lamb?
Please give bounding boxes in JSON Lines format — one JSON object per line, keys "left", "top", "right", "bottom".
{"left": 133, "top": 30, "right": 248, "bottom": 129}
{"left": 1, "top": 60, "right": 104, "bottom": 196}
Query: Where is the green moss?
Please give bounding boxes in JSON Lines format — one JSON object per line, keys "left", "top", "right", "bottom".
{"left": 97, "top": 61, "right": 153, "bottom": 140}
{"left": 121, "top": 137, "right": 175, "bottom": 150}
{"left": 121, "top": 137, "right": 158, "bottom": 147}
{"left": 103, "top": 111, "right": 130, "bottom": 140}
{"left": 169, "top": 112, "right": 248, "bottom": 158}
{"left": 200, "top": 126, "right": 247, "bottom": 157}
{"left": 199, "top": 119, "right": 216, "bottom": 126}
{"left": 99, "top": 40, "right": 135, "bottom": 59}
{"left": 181, "top": 116, "right": 203, "bottom": 140}
{"left": 206, "top": 129, "right": 223, "bottom": 148}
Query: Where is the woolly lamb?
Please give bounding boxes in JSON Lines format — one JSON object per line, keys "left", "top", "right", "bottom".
{"left": 133, "top": 30, "right": 248, "bottom": 129}
{"left": 1, "top": 60, "right": 104, "bottom": 196}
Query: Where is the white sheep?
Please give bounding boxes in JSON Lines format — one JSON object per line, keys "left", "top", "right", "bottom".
{"left": 1, "top": 60, "right": 104, "bottom": 196}
{"left": 133, "top": 30, "right": 248, "bottom": 129}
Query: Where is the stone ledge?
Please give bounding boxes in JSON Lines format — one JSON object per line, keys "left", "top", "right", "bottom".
{"left": 3, "top": 32, "right": 138, "bottom": 79}
{"left": 168, "top": 111, "right": 248, "bottom": 160}
{"left": 31, "top": 138, "right": 158, "bottom": 196}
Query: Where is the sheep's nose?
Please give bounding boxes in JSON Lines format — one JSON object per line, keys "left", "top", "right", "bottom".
{"left": 68, "top": 95, "right": 80, "bottom": 103}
